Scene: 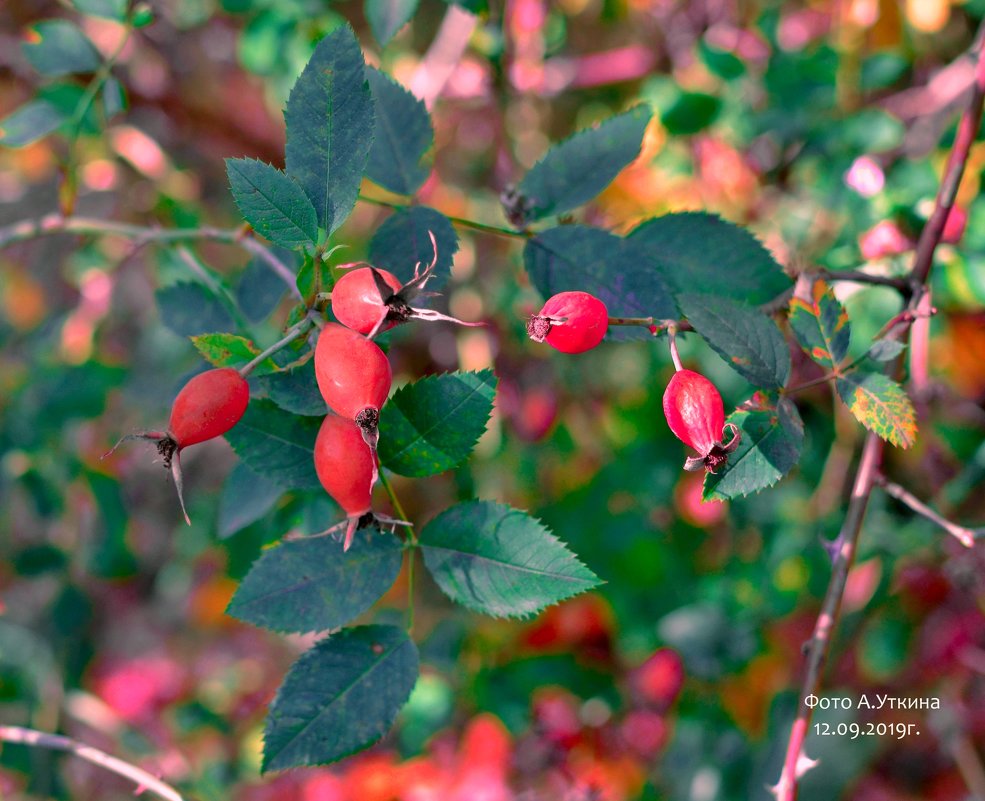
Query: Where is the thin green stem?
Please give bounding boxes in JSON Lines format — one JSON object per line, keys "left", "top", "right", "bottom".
{"left": 357, "top": 193, "right": 529, "bottom": 240}
{"left": 174, "top": 245, "right": 252, "bottom": 335}
{"left": 376, "top": 468, "right": 417, "bottom": 634}
{"left": 238, "top": 317, "right": 313, "bottom": 377}
{"left": 0, "top": 214, "right": 301, "bottom": 300}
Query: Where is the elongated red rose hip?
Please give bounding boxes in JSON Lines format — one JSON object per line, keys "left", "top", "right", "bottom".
{"left": 313, "top": 414, "right": 377, "bottom": 550}
{"left": 314, "top": 323, "right": 391, "bottom": 446}
{"left": 106, "top": 367, "right": 250, "bottom": 524}
{"left": 527, "top": 291, "right": 608, "bottom": 354}
{"left": 332, "top": 267, "right": 403, "bottom": 335}
{"left": 662, "top": 369, "right": 738, "bottom": 473}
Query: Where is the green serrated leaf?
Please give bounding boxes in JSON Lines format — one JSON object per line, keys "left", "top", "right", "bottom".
{"left": 419, "top": 501, "right": 601, "bottom": 618}
{"left": 788, "top": 279, "right": 851, "bottom": 369}
{"left": 0, "top": 100, "right": 65, "bottom": 148}
{"left": 379, "top": 370, "right": 496, "bottom": 477}
{"left": 73, "top": 0, "right": 128, "bottom": 20}
{"left": 218, "top": 462, "right": 284, "bottom": 539}
{"left": 22, "top": 20, "right": 102, "bottom": 77}
{"left": 224, "top": 400, "right": 323, "bottom": 489}
{"left": 366, "top": 0, "right": 420, "bottom": 46}
{"left": 866, "top": 339, "right": 906, "bottom": 362}
{"left": 226, "top": 158, "right": 319, "bottom": 249}
{"left": 628, "top": 212, "right": 790, "bottom": 304}
{"left": 524, "top": 225, "right": 675, "bottom": 342}
{"left": 284, "top": 24, "right": 374, "bottom": 234}
{"left": 678, "top": 293, "right": 791, "bottom": 388}
{"left": 365, "top": 68, "right": 433, "bottom": 196}
{"left": 229, "top": 532, "right": 403, "bottom": 633}
{"left": 703, "top": 398, "right": 804, "bottom": 500}
{"left": 156, "top": 283, "right": 235, "bottom": 337}
{"left": 368, "top": 206, "right": 457, "bottom": 290}
{"left": 259, "top": 358, "right": 328, "bottom": 417}
{"left": 262, "top": 625, "right": 418, "bottom": 771}
{"left": 191, "top": 332, "right": 279, "bottom": 376}
{"left": 836, "top": 371, "right": 916, "bottom": 448}
{"left": 516, "top": 105, "right": 652, "bottom": 225}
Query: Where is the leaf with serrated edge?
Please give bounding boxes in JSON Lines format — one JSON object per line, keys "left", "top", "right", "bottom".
{"left": 703, "top": 399, "right": 804, "bottom": 500}
{"left": 517, "top": 105, "right": 652, "bottom": 224}
{"left": 836, "top": 372, "right": 916, "bottom": 448}
{"left": 365, "top": 68, "right": 433, "bottom": 195}
{"left": 419, "top": 500, "right": 601, "bottom": 618}
{"left": 284, "top": 25, "right": 374, "bottom": 234}
{"left": 262, "top": 625, "right": 418, "bottom": 771}
{"left": 224, "top": 400, "right": 322, "bottom": 489}
{"left": 524, "top": 225, "right": 675, "bottom": 342}
{"left": 192, "top": 333, "right": 279, "bottom": 376}
{"left": 788, "top": 280, "right": 850, "bottom": 369}
{"left": 629, "top": 213, "right": 790, "bottom": 304}
{"left": 678, "top": 293, "right": 791, "bottom": 388}
{"left": 228, "top": 533, "right": 403, "bottom": 633}
{"left": 379, "top": 371, "right": 496, "bottom": 477}
{"left": 226, "top": 158, "right": 319, "bottom": 249}
{"left": 368, "top": 206, "right": 457, "bottom": 289}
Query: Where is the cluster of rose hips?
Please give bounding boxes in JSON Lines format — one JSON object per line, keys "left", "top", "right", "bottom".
{"left": 114, "top": 239, "right": 481, "bottom": 547}
{"left": 528, "top": 290, "right": 740, "bottom": 473}
{"left": 117, "top": 266, "right": 736, "bottom": 529}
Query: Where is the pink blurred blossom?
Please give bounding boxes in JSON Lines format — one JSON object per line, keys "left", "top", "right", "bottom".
{"left": 845, "top": 156, "right": 885, "bottom": 197}
{"left": 859, "top": 220, "right": 913, "bottom": 260}
{"left": 942, "top": 205, "right": 968, "bottom": 244}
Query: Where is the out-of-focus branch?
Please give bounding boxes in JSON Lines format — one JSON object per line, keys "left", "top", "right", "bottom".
{"left": 409, "top": 4, "right": 479, "bottom": 109}
{"left": 0, "top": 725, "right": 185, "bottom": 801}
{"left": 876, "top": 473, "right": 980, "bottom": 548}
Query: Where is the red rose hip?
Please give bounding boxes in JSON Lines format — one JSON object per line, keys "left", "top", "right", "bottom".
{"left": 314, "top": 323, "right": 392, "bottom": 446}
{"left": 527, "top": 291, "right": 608, "bottom": 354}
{"left": 662, "top": 369, "right": 739, "bottom": 473}
{"left": 313, "top": 414, "right": 377, "bottom": 550}
{"left": 332, "top": 267, "right": 403, "bottom": 336}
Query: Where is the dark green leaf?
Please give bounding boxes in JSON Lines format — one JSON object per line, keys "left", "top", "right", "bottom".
{"left": 365, "top": 68, "right": 433, "bottom": 195}
{"left": 677, "top": 293, "right": 791, "bottom": 388}
{"left": 22, "top": 20, "right": 101, "bottom": 76}
{"left": 661, "top": 92, "right": 721, "bottom": 135}
{"left": 524, "top": 225, "right": 676, "bottom": 341}
{"left": 378, "top": 371, "right": 497, "bottom": 477}
{"left": 368, "top": 206, "right": 457, "bottom": 289}
{"left": 516, "top": 105, "right": 652, "bottom": 224}
{"left": 836, "top": 371, "right": 916, "bottom": 448}
{"left": 218, "top": 462, "right": 285, "bottom": 539}
{"left": 443, "top": 0, "right": 487, "bottom": 11}
{"left": 703, "top": 399, "right": 804, "bottom": 500}
{"left": 419, "top": 501, "right": 601, "bottom": 618}
{"left": 366, "top": 0, "right": 420, "bottom": 46}
{"left": 73, "top": 0, "right": 128, "bottom": 20}
{"left": 788, "top": 280, "right": 851, "bottom": 369}
{"left": 156, "top": 283, "right": 235, "bottom": 337}
{"left": 284, "top": 24, "right": 374, "bottom": 234}
{"left": 229, "top": 533, "right": 403, "bottom": 633}
{"left": 191, "top": 332, "right": 279, "bottom": 376}
{"left": 259, "top": 359, "right": 328, "bottom": 417}
{"left": 84, "top": 471, "right": 138, "bottom": 578}
{"left": 628, "top": 212, "right": 790, "bottom": 304}
{"left": 237, "top": 255, "right": 290, "bottom": 323}
{"left": 698, "top": 40, "right": 746, "bottom": 80}
{"left": 226, "top": 158, "right": 319, "bottom": 249}
{"left": 0, "top": 101, "right": 64, "bottom": 148}
{"left": 866, "top": 339, "right": 906, "bottom": 362}
{"left": 224, "top": 400, "right": 323, "bottom": 489}
{"left": 262, "top": 625, "right": 418, "bottom": 770}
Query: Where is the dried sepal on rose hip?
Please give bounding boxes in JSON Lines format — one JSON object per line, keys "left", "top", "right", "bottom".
{"left": 314, "top": 322, "right": 391, "bottom": 449}
{"left": 331, "top": 231, "right": 483, "bottom": 338}
{"left": 527, "top": 291, "right": 608, "bottom": 354}
{"left": 105, "top": 367, "right": 250, "bottom": 524}
{"left": 662, "top": 369, "right": 740, "bottom": 473}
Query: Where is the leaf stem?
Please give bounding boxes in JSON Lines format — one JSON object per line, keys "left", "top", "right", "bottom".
{"left": 376, "top": 467, "right": 417, "bottom": 634}
{"left": 0, "top": 725, "right": 185, "bottom": 801}
{"left": 238, "top": 317, "right": 313, "bottom": 377}
{"left": 357, "top": 193, "right": 529, "bottom": 240}
{"left": 875, "top": 472, "right": 980, "bottom": 547}
{"left": 0, "top": 214, "right": 301, "bottom": 301}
